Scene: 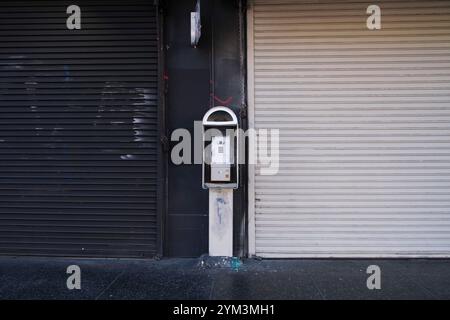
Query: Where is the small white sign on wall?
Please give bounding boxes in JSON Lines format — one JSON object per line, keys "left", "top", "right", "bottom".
{"left": 191, "top": 0, "right": 201, "bottom": 47}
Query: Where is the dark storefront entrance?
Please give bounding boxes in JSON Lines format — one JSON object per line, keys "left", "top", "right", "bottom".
{"left": 0, "top": 0, "right": 161, "bottom": 258}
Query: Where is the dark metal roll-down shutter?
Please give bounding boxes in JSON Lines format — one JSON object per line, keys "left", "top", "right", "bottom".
{"left": 0, "top": 1, "right": 160, "bottom": 257}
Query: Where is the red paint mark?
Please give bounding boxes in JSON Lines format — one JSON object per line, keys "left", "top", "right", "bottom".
{"left": 212, "top": 94, "right": 233, "bottom": 106}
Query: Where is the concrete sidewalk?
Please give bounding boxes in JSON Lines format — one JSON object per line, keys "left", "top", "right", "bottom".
{"left": 0, "top": 257, "right": 448, "bottom": 300}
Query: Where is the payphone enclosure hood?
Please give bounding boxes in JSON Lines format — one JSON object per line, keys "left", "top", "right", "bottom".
{"left": 202, "top": 106, "right": 238, "bottom": 127}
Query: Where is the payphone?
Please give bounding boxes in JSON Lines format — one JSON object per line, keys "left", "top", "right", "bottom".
{"left": 202, "top": 106, "right": 239, "bottom": 189}
{"left": 201, "top": 106, "right": 239, "bottom": 257}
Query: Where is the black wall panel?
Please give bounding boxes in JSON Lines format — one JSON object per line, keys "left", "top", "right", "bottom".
{"left": 164, "top": 0, "right": 211, "bottom": 257}
{"left": 164, "top": 0, "right": 246, "bottom": 257}
{"left": 0, "top": 1, "right": 160, "bottom": 257}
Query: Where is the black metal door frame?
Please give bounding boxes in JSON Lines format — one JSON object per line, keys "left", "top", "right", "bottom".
{"left": 156, "top": 0, "right": 167, "bottom": 258}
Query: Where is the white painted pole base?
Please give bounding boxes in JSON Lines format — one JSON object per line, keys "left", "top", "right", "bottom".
{"left": 209, "top": 188, "right": 233, "bottom": 257}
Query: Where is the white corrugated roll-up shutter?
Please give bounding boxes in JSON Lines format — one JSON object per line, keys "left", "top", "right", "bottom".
{"left": 248, "top": 0, "right": 450, "bottom": 257}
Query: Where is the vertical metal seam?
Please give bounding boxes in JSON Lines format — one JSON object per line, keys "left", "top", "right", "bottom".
{"left": 156, "top": 0, "right": 166, "bottom": 258}
{"left": 246, "top": 0, "right": 256, "bottom": 257}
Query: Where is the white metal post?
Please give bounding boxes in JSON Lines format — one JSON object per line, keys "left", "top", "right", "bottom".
{"left": 209, "top": 188, "right": 233, "bottom": 257}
